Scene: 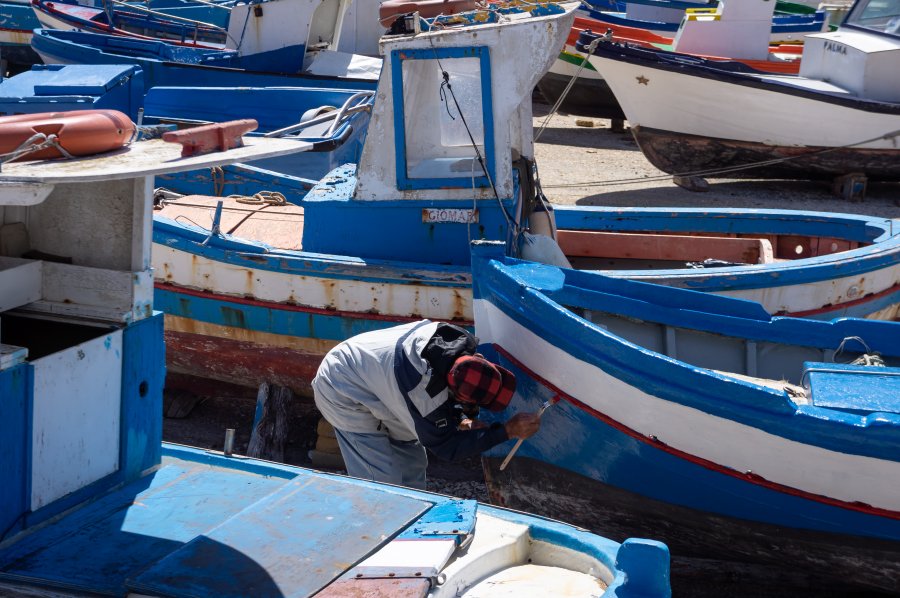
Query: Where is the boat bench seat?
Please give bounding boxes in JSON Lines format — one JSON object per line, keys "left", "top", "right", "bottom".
{"left": 557, "top": 230, "right": 775, "bottom": 265}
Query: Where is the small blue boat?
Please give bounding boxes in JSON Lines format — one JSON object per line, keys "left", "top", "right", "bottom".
{"left": 30, "top": 0, "right": 382, "bottom": 92}
{"left": 0, "top": 124, "right": 671, "bottom": 598}
{"left": 471, "top": 241, "right": 900, "bottom": 593}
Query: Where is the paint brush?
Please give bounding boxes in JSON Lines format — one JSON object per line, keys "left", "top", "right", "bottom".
{"left": 499, "top": 397, "right": 557, "bottom": 471}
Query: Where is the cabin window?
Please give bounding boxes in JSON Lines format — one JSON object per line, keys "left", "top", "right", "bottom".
{"left": 390, "top": 47, "right": 495, "bottom": 190}
{"left": 844, "top": 0, "right": 900, "bottom": 38}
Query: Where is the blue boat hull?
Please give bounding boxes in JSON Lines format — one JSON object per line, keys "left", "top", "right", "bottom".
{"left": 473, "top": 246, "right": 900, "bottom": 593}
{"left": 31, "top": 27, "right": 378, "bottom": 93}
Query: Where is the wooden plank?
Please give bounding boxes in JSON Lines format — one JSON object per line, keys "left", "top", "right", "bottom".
{"left": 246, "top": 382, "right": 291, "bottom": 462}
{"left": 128, "top": 475, "right": 432, "bottom": 598}
{"left": 557, "top": 230, "right": 774, "bottom": 264}
{"left": 0, "top": 137, "right": 311, "bottom": 185}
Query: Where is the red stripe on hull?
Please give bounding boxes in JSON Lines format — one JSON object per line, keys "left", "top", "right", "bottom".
{"left": 494, "top": 344, "right": 900, "bottom": 521}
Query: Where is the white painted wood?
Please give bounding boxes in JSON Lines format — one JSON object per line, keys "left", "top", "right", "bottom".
{"left": 357, "top": 538, "right": 456, "bottom": 571}
{"left": 30, "top": 330, "right": 122, "bottom": 510}
{"left": 354, "top": 4, "right": 578, "bottom": 201}
{"left": 475, "top": 300, "right": 900, "bottom": 511}
{"left": 673, "top": 0, "right": 775, "bottom": 61}
{"left": 800, "top": 30, "right": 900, "bottom": 102}
{"left": 0, "top": 344, "right": 28, "bottom": 369}
{"left": 132, "top": 176, "right": 153, "bottom": 273}
{"left": 153, "top": 242, "right": 471, "bottom": 319}
{"left": 589, "top": 51, "right": 900, "bottom": 148}
{"left": 0, "top": 257, "right": 41, "bottom": 312}
{"left": 0, "top": 137, "right": 311, "bottom": 185}
{"left": 0, "top": 182, "right": 53, "bottom": 206}
{"left": 32, "top": 263, "right": 153, "bottom": 323}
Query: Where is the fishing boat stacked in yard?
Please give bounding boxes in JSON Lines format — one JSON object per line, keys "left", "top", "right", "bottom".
{"left": 31, "top": 0, "right": 228, "bottom": 46}
{"left": 30, "top": 0, "right": 382, "bottom": 92}
{"left": 149, "top": 0, "right": 900, "bottom": 398}
{"left": 577, "top": 0, "right": 900, "bottom": 182}
{"left": 471, "top": 242, "right": 900, "bottom": 592}
{"left": 581, "top": 0, "right": 829, "bottom": 41}
{"left": 0, "top": 114, "right": 672, "bottom": 598}
{"left": 538, "top": 1, "right": 806, "bottom": 120}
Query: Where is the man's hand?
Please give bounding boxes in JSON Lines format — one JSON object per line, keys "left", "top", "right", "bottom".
{"left": 504, "top": 413, "right": 541, "bottom": 439}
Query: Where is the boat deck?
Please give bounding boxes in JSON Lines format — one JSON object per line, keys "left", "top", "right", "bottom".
{"left": 0, "top": 447, "right": 430, "bottom": 596}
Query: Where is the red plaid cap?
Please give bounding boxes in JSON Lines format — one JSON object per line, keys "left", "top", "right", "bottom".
{"left": 447, "top": 355, "right": 516, "bottom": 412}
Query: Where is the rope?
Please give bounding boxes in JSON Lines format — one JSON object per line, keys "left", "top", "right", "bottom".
{"left": 429, "top": 39, "right": 516, "bottom": 229}
{"left": 230, "top": 191, "right": 287, "bottom": 206}
{"left": 0, "top": 133, "right": 75, "bottom": 166}
{"left": 535, "top": 34, "right": 604, "bottom": 143}
{"left": 834, "top": 336, "right": 885, "bottom": 367}
{"left": 211, "top": 166, "right": 225, "bottom": 196}
{"left": 542, "top": 127, "right": 900, "bottom": 190}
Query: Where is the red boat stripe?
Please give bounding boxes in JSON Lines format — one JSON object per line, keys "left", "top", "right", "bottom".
{"left": 777, "top": 282, "right": 900, "bottom": 317}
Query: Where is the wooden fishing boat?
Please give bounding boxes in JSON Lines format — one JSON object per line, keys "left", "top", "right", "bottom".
{"left": 538, "top": 9, "right": 804, "bottom": 118}
{"left": 0, "top": 123, "right": 671, "bottom": 598}
{"left": 578, "top": 0, "right": 900, "bottom": 180}
{"left": 582, "top": 0, "right": 828, "bottom": 41}
{"left": 30, "top": 0, "right": 382, "bottom": 93}
{"left": 148, "top": 0, "right": 899, "bottom": 398}
{"left": 31, "top": 0, "right": 228, "bottom": 47}
{"left": 472, "top": 242, "right": 900, "bottom": 593}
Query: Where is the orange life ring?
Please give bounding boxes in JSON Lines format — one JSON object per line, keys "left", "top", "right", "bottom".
{"left": 0, "top": 109, "right": 135, "bottom": 161}
{"left": 379, "top": 0, "right": 481, "bottom": 26}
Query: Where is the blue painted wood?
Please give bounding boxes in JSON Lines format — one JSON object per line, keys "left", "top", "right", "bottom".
{"left": 472, "top": 246, "right": 900, "bottom": 541}
{"left": 474, "top": 249, "right": 900, "bottom": 462}
{"left": 398, "top": 499, "right": 476, "bottom": 539}
{"left": 120, "top": 313, "right": 165, "bottom": 481}
{"left": 805, "top": 362, "right": 900, "bottom": 414}
{"left": 129, "top": 475, "right": 431, "bottom": 598}
{"left": 0, "top": 461, "right": 292, "bottom": 594}
{"left": 0, "top": 364, "right": 31, "bottom": 541}
{"left": 31, "top": 28, "right": 377, "bottom": 94}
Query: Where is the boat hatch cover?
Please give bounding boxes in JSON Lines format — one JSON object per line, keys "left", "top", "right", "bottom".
{"left": 804, "top": 362, "right": 900, "bottom": 415}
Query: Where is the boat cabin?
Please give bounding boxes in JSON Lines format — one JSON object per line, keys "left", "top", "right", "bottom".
{"left": 799, "top": 0, "right": 900, "bottom": 101}
{"left": 0, "top": 135, "right": 305, "bottom": 540}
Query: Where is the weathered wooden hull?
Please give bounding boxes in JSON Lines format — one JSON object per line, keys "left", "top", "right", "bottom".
{"left": 584, "top": 40, "right": 900, "bottom": 181}
{"left": 632, "top": 125, "right": 900, "bottom": 180}
{"left": 472, "top": 246, "right": 900, "bottom": 593}
{"left": 483, "top": 455, "right": 900, "bottom": 593}
{"left": 152, "top": 204, "right": 900, "bottom": 395}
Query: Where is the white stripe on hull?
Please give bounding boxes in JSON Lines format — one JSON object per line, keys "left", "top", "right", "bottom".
{"left": 154, "top": 242, "right": 897, "bottom": 321}
{"left": 0, "top": 29, "right": 31, "bottom": 46}
{"left": 153, "top": 243, "right": 471, "bottom": 321}
{"left": 475, "top": 299, "right": 900, "bottom": 512}
{"left": 637, "top": 265, "right": 900, "bottom": 316}
{"left": 590, "top": 53, "right": 900, "bottom": 148}
{"left": 33, "top": 10, "right": 77, "bottom": 32}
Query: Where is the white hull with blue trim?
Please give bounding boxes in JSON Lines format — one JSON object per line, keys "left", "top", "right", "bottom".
{"left": 580, "top": 0, "right": 900, "bottom": 179}
{"left": 472, "top": 242, "right": 900, "bottom": 592}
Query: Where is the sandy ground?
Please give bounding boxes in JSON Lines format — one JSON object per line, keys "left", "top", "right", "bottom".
{"left": 162, "top": 102, "right": 897, "bottom": 597}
